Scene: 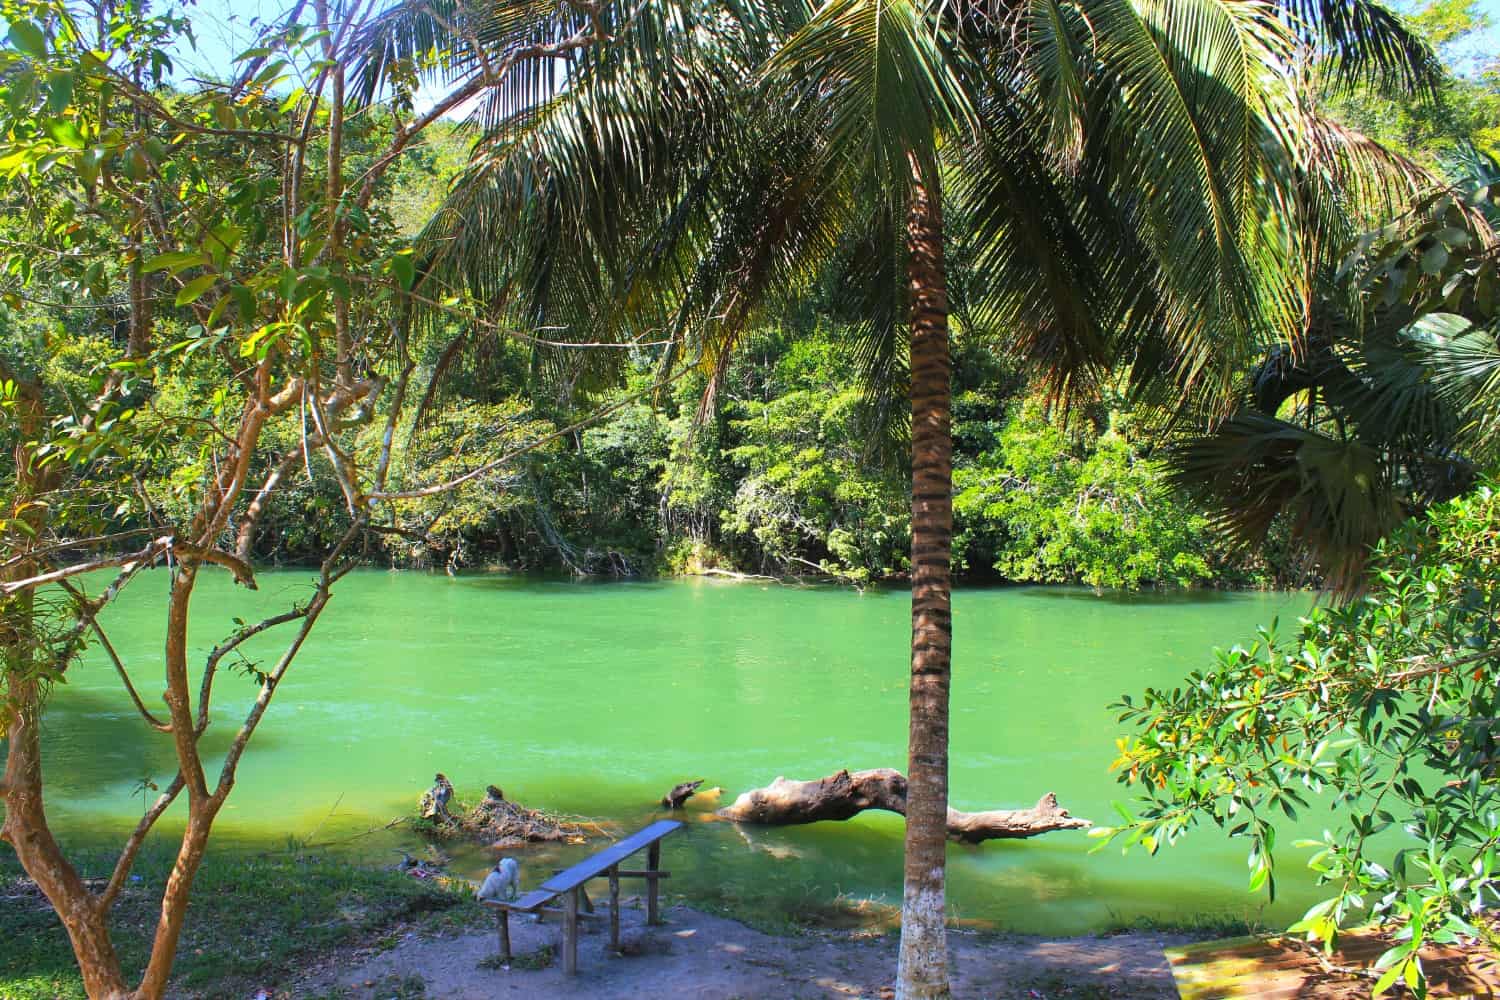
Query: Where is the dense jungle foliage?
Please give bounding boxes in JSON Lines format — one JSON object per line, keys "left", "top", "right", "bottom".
{"left": 0, "top": 110, "right": 1296, "bottom": 588}
{"left": 1108, "top": 482, "right": 1500, "bottom": 994}
{"left": 0, "top": 1, "right": 1495, "bottom": 593}
{"left": 2, "top": 294, "right": 1305, "bottom": 587}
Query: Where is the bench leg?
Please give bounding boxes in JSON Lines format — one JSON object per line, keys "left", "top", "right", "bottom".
{"left": 608, "top": 865, "right": 621, "bottom": 952}
{"left": 551, "top": 868, "right": 595, "bottom": 913}
{"left": 647, "top": 842, "right": 661, "bottom": 926}
{"left": 563, "top": 887, "right": 579, "bottom": 975}
{"left": 497, "top": 909, "right": 511, "bottom": 965}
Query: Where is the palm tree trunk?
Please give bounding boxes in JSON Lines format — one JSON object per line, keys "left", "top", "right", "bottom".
{"left": 896, "top": 153, "right": 953, "bottom": 1000}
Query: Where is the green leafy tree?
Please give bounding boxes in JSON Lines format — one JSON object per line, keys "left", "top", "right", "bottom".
{"left": 1326, "top": 0, "right": 1499, "bottom": 165}
{"left": 1103, "top": 175, "right": 1500, "bottom": 993}
{"left": 0, "top": 1, "right": 604, "bottom": 992}
{"left": 954, "top": 401, "right": 1220, "bottom": 590}
{"left": 1169, "top": 164, "right": 1499, "bottom": 587}
{"left": 1102, "top": 483, "right": 1500, "bottom": 994}
{"left": 721, "top": 383, "right": 910, "bottom": 583}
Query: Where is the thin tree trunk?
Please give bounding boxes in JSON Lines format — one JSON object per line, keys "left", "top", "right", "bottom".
{"left": 134, "top": 808, "right": 217, "bottom": 998}
{"left": 896, "top": 153, "right": 954, "bottom": 1000}
{"left": 2, "top": 680, "right": 130, "bottom": 999}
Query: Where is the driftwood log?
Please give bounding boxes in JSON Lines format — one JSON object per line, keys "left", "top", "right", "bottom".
{"left": 716, "top": 768, "right": 1090, "bottom": 843}
{"left": 662, "top": 779, "right": 705, "bottom": 809}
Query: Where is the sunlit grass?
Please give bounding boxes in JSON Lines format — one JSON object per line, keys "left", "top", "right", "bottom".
{"left": 0, "top": 845, "right": 480, "bottom": 999}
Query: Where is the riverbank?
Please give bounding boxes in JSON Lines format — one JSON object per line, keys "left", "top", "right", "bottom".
{"left": 0, "top": 849, "right": 472, "bottom": 1000}
{"left": 305, "top": 900, "right": 1192, "bottom": 999}
{"left": 2, "top": 849, "right": 1227, "bottom": 998}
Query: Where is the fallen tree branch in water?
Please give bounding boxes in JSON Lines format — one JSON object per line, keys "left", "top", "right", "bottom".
{"left": 717, "top": 768, "right": 1090, "bottom": 843}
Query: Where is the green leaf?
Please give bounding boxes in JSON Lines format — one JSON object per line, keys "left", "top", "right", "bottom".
{"left": 388, "top": 252, "right": 415, "bottom": 290}
{"left": 144, "top": 251, "right": 209, "bottom": 275}
{"left": 230, "top": 284, "right": 256, "bottom": 321}
{"left": 1287, "top": 897, "right": 1337, "bottom": 934}
{"left": 7, "top": 20, "right": 47, "bottom": 58}
{"left": 1420, "top": 243, "right": 1449, "bottom": 275}
{"left": 44, "top": 118, "right": 84, "bottom": 149}
{"left": 175, "top": 273, "right": 218, "bottom": 306}
{"left": 205, "top": 223, "right": 243, "bottom": 270}
{"left": 206, "top": 293, "right": 232, "bottom": 328}
{"left": 1374, "top": 941, "right": 1412, "bottom": 970}
{"left": 46, "top": 71, "right": 73, "bottom": 113}
{"left": 252, "top": 59, "right": 288, "bottom": 86}
{"left": 1373, "top": 959, "right": 1404, "bottom": 996}
{"left": 276, "top": 87, "right": 305, "bottom": 114}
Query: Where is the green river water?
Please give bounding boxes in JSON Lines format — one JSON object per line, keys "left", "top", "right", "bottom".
{"left": 13, "top": 570, "right": 1319, "bottom": 935}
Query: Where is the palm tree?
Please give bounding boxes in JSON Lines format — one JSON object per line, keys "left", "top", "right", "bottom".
{"left": 349, "top": 1, "right": 1439, "bottom": 995}
{"left": 1169, "top": 144, "right": 1498, "bottom": 589}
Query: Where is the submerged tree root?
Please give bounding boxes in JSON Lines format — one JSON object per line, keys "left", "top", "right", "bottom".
{"left": 415, "top": 781, "right": 605, "bottom": 846}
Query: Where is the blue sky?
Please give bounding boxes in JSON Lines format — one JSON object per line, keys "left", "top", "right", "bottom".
{"left": 167, "top": 0, "right": 303, "bottom": 81}
{"left": 170, "top": 0, "right": 1499, "bottom": 81}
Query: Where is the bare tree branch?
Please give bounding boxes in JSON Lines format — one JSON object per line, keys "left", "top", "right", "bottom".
{"left": 56, "top": 580, "right": 173, "bottom": 733}
{"left": 171, "top": 544, "right": 257, "bottom": 589}
{"left": 0, "top": 539, "right": 172, "bottom": 596}
{"left": 211, "top": 521, "right": 363, "bottom": 802}
{"left": 375, "top": 363, "right": 414, "bottom": 491}
{"left": 0, "top": 529, "right": 157, "bottom": 573}
{"left": 349, "top": 24, "right": 604, "bottom": 214}
{"left": 235, "top": 448, "right": 302, "bottom": 563}
{"left": 196, "top": 608, "right": 310, "bottom": 739}
{"left": 98, "top": 774, "right": 186, "bottom": 912}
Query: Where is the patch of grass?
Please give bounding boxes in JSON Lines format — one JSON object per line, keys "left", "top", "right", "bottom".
{"left": 476, "top": 943, "right": 554, "bottom": 971}
{"left": 376, "top": 973, "right": 429, "bottom": 998}
{"left": 304, "top": 973, "right": 429, "bottom": 999}
{"left": 1099, "top": 908, "right": 1269, "bottom": 940}
{"left": 510, "top": 942, "right": 556, "bottom": 971}
{"left": 0, "top": 846, "right": 480, "bottom": 999}
{"left": 799, "top": 893, "right": 902, "bottom": 932}
{"left": 676, "top": 891, "right": 810, "bottom": 936}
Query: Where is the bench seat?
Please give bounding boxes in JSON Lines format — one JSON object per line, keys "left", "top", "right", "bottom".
{"left": 480, "top": 888, "right": 556, "bottom": 913}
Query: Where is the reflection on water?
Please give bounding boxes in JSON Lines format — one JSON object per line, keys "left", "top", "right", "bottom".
{"left": 5, "top": 570, "right": 1314, "bottom": 935}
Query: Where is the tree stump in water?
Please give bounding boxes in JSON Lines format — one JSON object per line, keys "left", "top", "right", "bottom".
{"left": 716, "top": 768, "right": 1089, "bottom": 843}
{"left": 661, "top": 779, "right": 705, "bottom": 809}
{"left": 419, "top": 773, "right": 455, "bottom": 823}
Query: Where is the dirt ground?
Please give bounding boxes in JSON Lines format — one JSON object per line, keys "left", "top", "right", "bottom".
{"left": 302, "top": 898, "right": 1188, "bottom": 1000}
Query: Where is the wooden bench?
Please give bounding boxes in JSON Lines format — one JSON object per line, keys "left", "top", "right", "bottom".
{"left": 479, "top": 818, "right": 683, "bottom": 975}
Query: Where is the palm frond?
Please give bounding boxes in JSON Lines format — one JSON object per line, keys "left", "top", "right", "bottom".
{"left": 1409, "top": 313, "right": 1500, "bottom": 469}
{"left": 1279, "top": 0, "right": 1442, "bottom": 98}
{"left": 1169, "top": 409, "right": 1407, "bottom": 591}
{"left": 348, "top": 0, "right": 584, "bottom": 112}
{"left": 765, "top": 0, "right": 975, "bottom": 195}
